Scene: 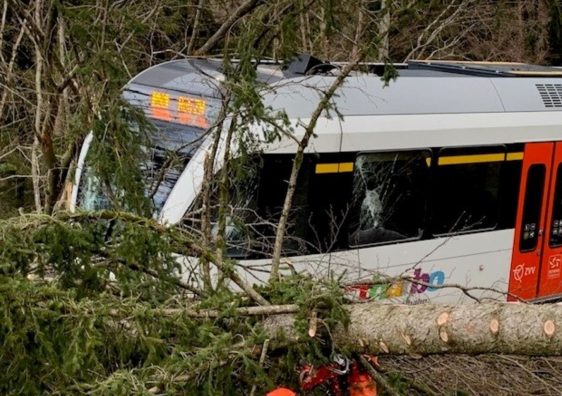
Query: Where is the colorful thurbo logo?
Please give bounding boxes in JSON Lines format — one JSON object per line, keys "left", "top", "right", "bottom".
{"left": 409, "top": 268, "right": 446, "bottom": 294}
{"left": 346, "top": 268, "right": 446, "bottom": 300}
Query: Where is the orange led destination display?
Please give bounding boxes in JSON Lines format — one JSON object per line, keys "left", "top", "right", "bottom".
{"left": 149, "top": 91, "right": 209, "bottom": 128}
{"left": 150, "top": 91, "right": 170, "bottom": 108}
{"left": 177, "top": 97, "right": 206, "bottom": 115}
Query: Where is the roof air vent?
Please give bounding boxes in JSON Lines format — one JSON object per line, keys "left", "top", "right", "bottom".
{"left": 536, "top": 83, "right": 562, "bottom": 108}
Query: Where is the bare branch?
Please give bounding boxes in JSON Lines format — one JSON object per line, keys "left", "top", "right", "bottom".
{"left": 194, "top": 0, "right": 264, "bottom": 56}
{"left": 269, "top": 58, "right": 364, "bottom": 281}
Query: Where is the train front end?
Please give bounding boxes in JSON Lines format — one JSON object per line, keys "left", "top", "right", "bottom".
{"left": 71, "top": 60, "right": 223, "bottom": 221}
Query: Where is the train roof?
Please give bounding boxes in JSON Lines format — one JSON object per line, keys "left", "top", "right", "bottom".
{"left": 123, "top": 57, "right": 562, "bottom": 119}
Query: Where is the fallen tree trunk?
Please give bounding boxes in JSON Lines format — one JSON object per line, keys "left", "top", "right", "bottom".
{"left": 263, "top": 302, "right": 562, "bottom": 356}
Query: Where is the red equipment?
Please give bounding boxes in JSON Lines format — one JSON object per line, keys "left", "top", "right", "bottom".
{"left": 267, "top": 354, "right": 378, "bottom": 396}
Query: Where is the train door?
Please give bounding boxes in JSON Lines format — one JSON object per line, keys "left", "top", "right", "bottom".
{"left": 537, "top": 142, "right": 562, "bottom": 298}
{"left": 509, "top": 142, "right": 562, "bottom": 301}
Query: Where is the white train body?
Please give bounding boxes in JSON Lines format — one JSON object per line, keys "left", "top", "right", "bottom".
{"left": 72, "top": 58, "right": 562, "bottom": 303}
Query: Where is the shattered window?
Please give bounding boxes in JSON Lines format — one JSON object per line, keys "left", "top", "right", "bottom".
{"left": 75, "top": 167, "right": 113, "bottom": 211}
{"left": 350, "top": 150, "right": 430, "bottom": 246}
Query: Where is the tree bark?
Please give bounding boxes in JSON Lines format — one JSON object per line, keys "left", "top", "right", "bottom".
{"left": 263, "top": 302, "right": 562, "bottom": 356}
{"left": 378, "top": 0, "right": 390, "bottom": 60}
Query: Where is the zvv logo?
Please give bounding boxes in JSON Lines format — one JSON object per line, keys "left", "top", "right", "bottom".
{"left": 513, "top": 263, "right": 535, "bottom": 283}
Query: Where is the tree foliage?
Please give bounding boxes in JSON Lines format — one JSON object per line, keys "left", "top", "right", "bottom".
{"left": 0, "top": 212, "right": 355, "bottom": 395}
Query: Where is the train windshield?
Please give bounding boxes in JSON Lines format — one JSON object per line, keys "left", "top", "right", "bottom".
{"left": 76, "top": 118, "right": 207, "bottom": 213}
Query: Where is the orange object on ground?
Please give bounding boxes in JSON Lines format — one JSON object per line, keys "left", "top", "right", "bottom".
{"left": 348, "top": 369, "right": 377, "bottom": 396}
{"left": 266, "top": 387, "right": 296, "bottom": 396}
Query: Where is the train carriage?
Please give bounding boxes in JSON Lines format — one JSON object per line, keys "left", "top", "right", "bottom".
{"left": 71, "top": 57, "right": 562, "bottom": 303}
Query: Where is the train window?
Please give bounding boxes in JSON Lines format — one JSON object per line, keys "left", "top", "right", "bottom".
{"left": 75, "top": 165, "right": 113, "bottom": 211}
{"left": 182, "top": 154, "right": 352, "bottom": 258}
{"left": 255, "top": 154, "right": 353, "bottom": 255}
{"left": 549, "top": 164, "right": 562, "bottom": 247}
{"left": 520, "top": 164, "right": 546, "bottom": 252}
{"left": 431, "top": 147, "right": 504, "bottom": 235}
{"left": 350, "top": 150, "right": 430, "bottom": 246}
{"left": 254, "top": 155, "right": 312, "bottom": 256}
{"left": 498, "top": 157, "right": 523, "bottom": 229}
{"left": 179, "top": 158, "right": 261, "bottom": 258}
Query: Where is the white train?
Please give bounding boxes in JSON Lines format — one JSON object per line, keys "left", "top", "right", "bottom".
{"left": 71, "top": 57, "right": 562, "bottom": 303}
